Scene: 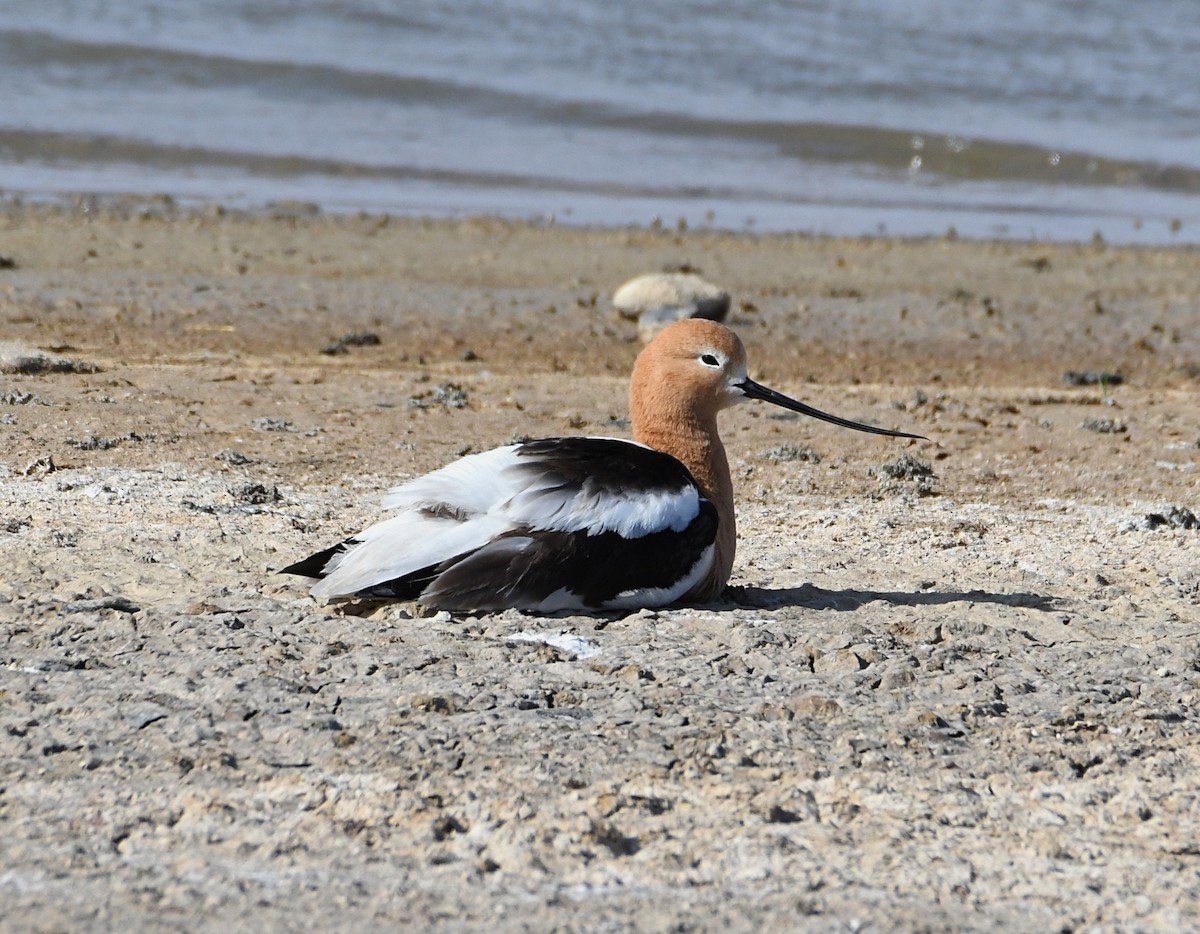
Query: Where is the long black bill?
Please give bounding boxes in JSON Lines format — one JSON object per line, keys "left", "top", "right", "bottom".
{"left": 738, "top": 378, "right": 927, "bottom": 440}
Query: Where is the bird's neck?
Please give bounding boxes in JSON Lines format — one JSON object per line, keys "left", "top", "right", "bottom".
{"left": 633, "top": 408, "right": 736, "bottom": 601}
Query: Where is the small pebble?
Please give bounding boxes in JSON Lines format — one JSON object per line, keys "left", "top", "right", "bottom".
{"left": 61, "top": 596, "right": 141, "bottom": 614}
{"left": 1, "top": 389, "right": 44, "bottom": 405}
{"left": 760, "top": 443, "right": 820, "bottom": 463}
{"left": 250, "top": 416, "right": 296, "bottom": 432}
{"left": 1081, "top": 418, "right": 1127, "bottom": 433}
{"left": 1063, "top": 371, "right": 1124, "bottom": 387}
{"left": 321, "top": 332, "right": 382, "bottom": 355}
{"left": 876, "top": 453, "right": 935, "bottom": 480}
{"left": 1120, "top": 506, "right": 1199, "bottom": 532}
{"left": 230, "top": 482, "right": 280, "bottom": 505}
{"left": 213, "top": 448, "right": 254, "bottom": 465}
{"left": 408, "top": 384, "right": 469, "bottom": 410}
{"left": 0, "top": 342, "right": 100, "bottom": 375}
{"left": 870, "top": 453, "right": 937, "bottom": 496}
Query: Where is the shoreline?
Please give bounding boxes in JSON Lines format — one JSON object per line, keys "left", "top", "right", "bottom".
{"left": 4, "top": 200, "right": 1200, "bottom": 386}
{"left": 7, "top": 189, "right": 1200, "bottom": 245}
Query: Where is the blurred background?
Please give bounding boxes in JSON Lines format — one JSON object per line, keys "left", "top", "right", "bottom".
{"left": 1, "top": 0, "right": 1197, "bottom": 243}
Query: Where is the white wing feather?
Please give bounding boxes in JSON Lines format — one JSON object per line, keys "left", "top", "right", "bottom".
{"left": 310, "top": 512, "right": 511, "bottom": 599}
{"left": 381, "top": 445, "right": 526, "bottom": 514}
{"left": 384, "top": 439, "right": 700, "bottom": 535}
{"left": 310, "top": 438, "right": 702, "bottom": 599}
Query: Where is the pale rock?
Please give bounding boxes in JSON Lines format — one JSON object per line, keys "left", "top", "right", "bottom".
{"left": 612, "top": 273, "right": 730, "bottom": 342}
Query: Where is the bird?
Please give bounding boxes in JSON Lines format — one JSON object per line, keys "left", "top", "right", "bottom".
{"left": 281, "top": 318, "right": 923, "bottom": 612}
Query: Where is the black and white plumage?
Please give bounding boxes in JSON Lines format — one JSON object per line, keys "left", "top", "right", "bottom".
{"left": 283, "top": 319, "right": 922, "bottom": 612}
{"left": 282, "top": 437, "right": 718, "bottom": 612}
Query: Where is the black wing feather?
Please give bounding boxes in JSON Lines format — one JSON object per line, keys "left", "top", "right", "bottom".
{"left": 514, "top": 437, "right": 699, "bottom": 499}
{"left": 424, "top": 500, "right": 718, "bottom": 612}
{"left": 280, "top": 538, "right": 359, "bottom": 579}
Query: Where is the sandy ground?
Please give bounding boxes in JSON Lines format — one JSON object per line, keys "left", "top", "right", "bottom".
{"left": 2, "top": 201, "right": 1199, "bottom": 932}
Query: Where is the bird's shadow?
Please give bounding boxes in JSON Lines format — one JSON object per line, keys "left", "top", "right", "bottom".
{"left": 723, "top": 584, "right": 1061, "bottom": 613}
{"left": 315, "top": 583, "right": 1060, "bottom": 621}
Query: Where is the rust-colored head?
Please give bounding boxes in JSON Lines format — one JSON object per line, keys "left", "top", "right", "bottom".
{"left": 631, "top": 317, "right": 926, "bottom": 441}
{"left": 630, "top": 319, "right": 752, "bottom": 430}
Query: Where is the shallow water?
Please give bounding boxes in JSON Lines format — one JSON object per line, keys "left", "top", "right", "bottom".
{"left": 2, "top": 0, "right": 1198, "bottom": 242}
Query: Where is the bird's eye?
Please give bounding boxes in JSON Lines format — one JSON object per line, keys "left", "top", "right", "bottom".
{"left": 700, "top": 353, "right": 720, "bottom": 367}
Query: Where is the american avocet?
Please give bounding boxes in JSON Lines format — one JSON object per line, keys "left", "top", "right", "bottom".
{"left": 282, "top": 319, "right": 923, "bottom": 611}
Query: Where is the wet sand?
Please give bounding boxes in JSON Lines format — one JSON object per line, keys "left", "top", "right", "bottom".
{"left": 2, "top": 203, "right": 1199, "bottom": 931}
